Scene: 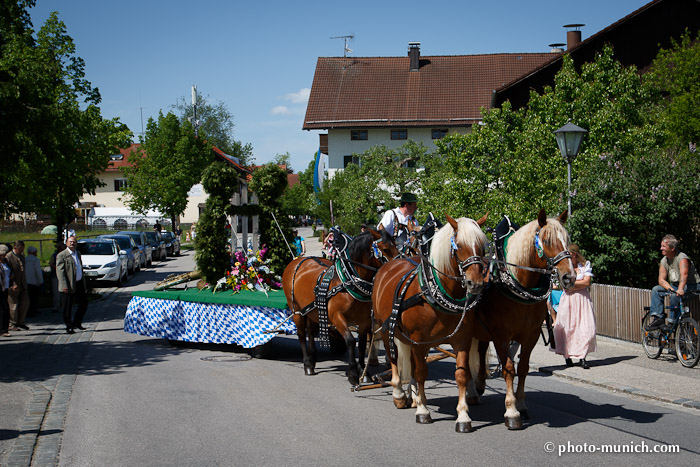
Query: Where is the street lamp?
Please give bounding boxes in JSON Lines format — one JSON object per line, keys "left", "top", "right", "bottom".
{"left": 554, "top": 122, "right": 587, "bottom": 217}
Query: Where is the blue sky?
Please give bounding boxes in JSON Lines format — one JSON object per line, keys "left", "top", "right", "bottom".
{"left": 30, "top": 0, "right": 650, "bottom": 172}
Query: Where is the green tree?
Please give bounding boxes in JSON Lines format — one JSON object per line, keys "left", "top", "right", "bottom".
{"left": 0, "top": 5, "right": 131, "bottom": 239}
{"left": 195, "top": 161, "right": 240, "bottom": 283}
{"left": 280, "top": 159, "right": 315, "bottom": 218}
{"left": 172, "top": 93, "right": 254, "bottom": 165}
{"left": 249, "top": 164, "right": 292, "bottom": 273}
{"left": 317, "top": 141, "right": 429, "bottom": 234}
{"left": 645, "top": 29, "right": 700, "bottom": 149}
{"left": 122, "top": 111, "right": 211, "bottom": 228}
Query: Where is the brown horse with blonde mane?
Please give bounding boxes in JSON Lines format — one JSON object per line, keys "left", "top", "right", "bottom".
{"left": 465, "top": 209, "right": 576, "bottom": 431}
{"left": 372, "top": 214, "right": 489, "bottom": 432}
{"left": 282, "top": 229, "right": 399, "bottom": 385}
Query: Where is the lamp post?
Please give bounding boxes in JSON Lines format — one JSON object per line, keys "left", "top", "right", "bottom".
{"left": 554, "top": 122, "right": 587, "bottom": 217}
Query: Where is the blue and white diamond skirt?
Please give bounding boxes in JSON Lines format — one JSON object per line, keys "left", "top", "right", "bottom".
{"left": 124, "top": 296, "right": 297, "bottom": 348}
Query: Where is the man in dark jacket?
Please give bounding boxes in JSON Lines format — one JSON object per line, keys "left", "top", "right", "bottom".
{"left": 56, "top": 236, "right": 88, "bottom": 334}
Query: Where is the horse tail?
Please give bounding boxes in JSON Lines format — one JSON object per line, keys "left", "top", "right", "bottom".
{"left": 469, "top": 338, "right": 481, "bottom": 379}
{"left": 395, "top": 338, "right": 412, "bottom": 384}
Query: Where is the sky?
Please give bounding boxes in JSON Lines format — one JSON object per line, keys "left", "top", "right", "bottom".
{"left": 29, "top": 0, "right": 651, "bottom": 173}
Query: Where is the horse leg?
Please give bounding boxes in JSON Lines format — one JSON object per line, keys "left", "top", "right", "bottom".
{"left": 357, "top": 331, "right": 371, "bottom": 383}
{"left": 412, "top": 346, "right": 432, "bottom": 424}
{"left": 305, "top": 318, "right": 317, "bottom": 375}
{"left": 335, "top": 323, "right": 359, "bottom": 386}
{"left": 466, "top": 339, "right": 482, "bottom": 406}
{"left": 495, "top": 341, "right": 522, "bottom": 430}
{"left": 455, "top": 345, "right": 475, "bottom": 433}
{"left": 296, "top": 317, "right": 315, "bottom": 376}
{"left": 474, "top": 340, "right": 491, "bottom": 396}
{"left": 391, "top": 338, "right": 411, "bottom": 408}
{"left": 514, "top": 335, "right": 538, "bottom": 421}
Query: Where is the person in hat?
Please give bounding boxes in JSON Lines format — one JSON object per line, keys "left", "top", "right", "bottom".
{"left": 377, "top": 192, "right": 418, "bottom": 239}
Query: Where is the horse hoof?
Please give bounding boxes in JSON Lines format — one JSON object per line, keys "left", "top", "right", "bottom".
{"left": 304, "top": 367, "right": 315, "bottom": 376}
{"left": 415, "top": 413, "right": 433, "bottom": 424}
{"left": 348, "top": 376, "right": 360, "bottom": 386}
{"left": 393, "top": 397, "right": 408, "bottom": 409}
{"left": 504, "top": 416, "right": 522, "bottom": 430}
{"left": 455, "top": 421, "right": 474, "bottom": 433}
{"left": 519, "top": 409, "right": 529, "bottom": 420}
{"left": 466, "top": 396, "right": 480, "bottom": 406}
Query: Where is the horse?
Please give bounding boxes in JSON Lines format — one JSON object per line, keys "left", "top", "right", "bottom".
{"left": 465, "top": 209, "right": 576, "bottom": 431}
{"left": 372, "top": 214, "right": 489, "bottom": 432}
{"left": 282, "top": 228, "right": 400, "bottom": 385}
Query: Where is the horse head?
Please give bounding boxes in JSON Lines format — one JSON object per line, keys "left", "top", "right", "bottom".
{"left": 433, "top": 213, "right": 489, "bottom": 295}
{"left": 368, "top": 228, "right": 401, "bottom": 265}
{"left": 534, "top": 209, "right": 576, "bottom": 289}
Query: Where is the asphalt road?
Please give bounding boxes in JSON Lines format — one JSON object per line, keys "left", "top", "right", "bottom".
{"left": 2, "top": 248, "right": 699, "bottom": 466}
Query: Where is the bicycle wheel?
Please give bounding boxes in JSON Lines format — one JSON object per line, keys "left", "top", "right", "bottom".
{"left": 675, "top": 317, "right": 700, "bottom": 368}
{"left": 641, "top": 311, "right": 663, "bottom": 359}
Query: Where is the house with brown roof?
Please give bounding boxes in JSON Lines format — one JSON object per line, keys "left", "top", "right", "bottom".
{"left": 303, "top": 42, "right": 554, "bottom": 177}
{"left": 80, "top": 143, "right": 252, "bottom": 233}
{"left": 494, "top": 0, "right": 700, "bottom": 109}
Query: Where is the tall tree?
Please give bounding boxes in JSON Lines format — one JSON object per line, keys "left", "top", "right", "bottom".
{"left": 122, "top": 111, "right": 211, "bottom": 228}
{"left": 249, "top": 164, "right": 292, "bottom": 273}
{"left": 316, "top": 141, "right": 429, "bottom": 234}
{"left": 280, "top": 159, "right": 315, "bottom": 218}
{"left": 172, "top": 93, "right": 254, "bottom": 165}
{"left": 0, "top": 5, "right": 131, "bottom": 238}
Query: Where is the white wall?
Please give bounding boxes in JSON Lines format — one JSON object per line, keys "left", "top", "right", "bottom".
{"left": 327, "top": 127, "right": 470, "bottom": 178}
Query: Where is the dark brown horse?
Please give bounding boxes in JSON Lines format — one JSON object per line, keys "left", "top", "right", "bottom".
{"left": 466, "top": 209, "right": 576, "bottom": 430}
{"left": 282, "top": 229, "right": 399, "bottom": 385}
{"left": 372, "top": 214, "right": 489, "bottom": 432}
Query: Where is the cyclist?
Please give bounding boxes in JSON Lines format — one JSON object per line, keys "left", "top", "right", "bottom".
{"left": 645, "top": 234, "right": 700, "bottom": 331}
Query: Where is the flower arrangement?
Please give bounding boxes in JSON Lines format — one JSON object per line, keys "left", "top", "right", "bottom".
{"left": 219, "top": 245, "right": 282, "bottom": 295}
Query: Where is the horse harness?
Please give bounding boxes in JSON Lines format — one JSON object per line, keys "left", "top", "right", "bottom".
{"left": 291, "top": 230, "right": 391, "bottom": 348}
{"left": 383, "top": 239, "right": 485, "bottom": 361}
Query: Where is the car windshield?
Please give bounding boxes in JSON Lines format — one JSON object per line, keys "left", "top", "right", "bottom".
{"left": 144, "top": 232, "right": 158, "bottom": 242}
{"left": 120, "top": 232, "right": 143, "bottom": 245}
{"left": 78, "top": 242, "right": 115, "bottom": 256}
{"left": 103, "top": 236, "right": 130, "bottom": 250}
{"left": 161, "top": 232, "right": 172, "bottom": 240}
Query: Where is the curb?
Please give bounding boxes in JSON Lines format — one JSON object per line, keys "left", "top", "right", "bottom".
{"left": 533, "top": 364, "right": 700, "bottom": 411}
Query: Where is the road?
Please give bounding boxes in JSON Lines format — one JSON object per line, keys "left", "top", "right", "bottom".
{"left": 2, "top": 247, "right": 699, "bottom": 466}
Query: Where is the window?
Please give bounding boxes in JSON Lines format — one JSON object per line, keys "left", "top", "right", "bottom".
{"left": 432, "top": 129, "right": 448, "bottom": 139}
{"left": 136, "top": 219, "right": 149, "bottom": 229}
{"left": 343, "top": 155, "right": 360, "bottom": 168}
{"left": 391, "top": 129, "right": 407, "bottom": 140}
{"left": 113, "top": 219, "right": 128, "bottom": 230}
{"left": 114, "top": 178, "right": 128, "bottom": 191}
{"left": 351, "top": 130, "right": 368, "bottom": 141}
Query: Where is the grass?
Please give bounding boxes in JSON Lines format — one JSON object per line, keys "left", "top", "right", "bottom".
{"left": 0, "top": 230, "right": 119, "bottom": 267}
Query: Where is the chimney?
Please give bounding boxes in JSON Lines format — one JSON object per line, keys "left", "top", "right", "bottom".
{"left": 548, "top": 43, "right": 565, "bottom": 53}
{"left": 408, "top": 42, "right": 420, "bottom": 71}
{"left": 563, "top": 24, "right": 584, "bottom": 50}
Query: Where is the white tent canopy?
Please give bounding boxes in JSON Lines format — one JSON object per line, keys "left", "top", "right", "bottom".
{"left": 88, "top": 207, "right": 166, "bottom": 229}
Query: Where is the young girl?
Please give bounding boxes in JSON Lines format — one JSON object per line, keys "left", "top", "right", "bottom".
{"left": 550, "top": 244, "right": 596, "bottom": 369}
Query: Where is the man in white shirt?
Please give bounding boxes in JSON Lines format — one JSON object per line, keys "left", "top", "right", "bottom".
{"left": 25, "top": 246, "right": 44, "bottom": 317}
{"left": 377, "top": 192, "right": 419, "bottom": 240}
{"left": 56, "top": 236, "right": 88, "bottom": 334}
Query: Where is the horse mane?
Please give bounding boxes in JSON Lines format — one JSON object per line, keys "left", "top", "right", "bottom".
{"left": 348, "top": 230, "right": 373, "bottom": 262}
{"left": 506, "top": 215, "right": 569, "bottom": 274}
{"left": 429, "top": 217, "right": 487, "bottom": 275}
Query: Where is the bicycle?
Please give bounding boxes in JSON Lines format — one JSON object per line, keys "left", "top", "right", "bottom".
{"left": 641, "top": 290, "right": 700, "bottom": 368}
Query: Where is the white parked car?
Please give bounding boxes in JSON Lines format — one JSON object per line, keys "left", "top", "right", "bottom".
{"left": 77, "top": 238, "right": 128, "bottom": 286}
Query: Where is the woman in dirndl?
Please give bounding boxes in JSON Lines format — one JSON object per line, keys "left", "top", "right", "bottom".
{"left": 550, "top": 243, "right": 596, "bottom": 369}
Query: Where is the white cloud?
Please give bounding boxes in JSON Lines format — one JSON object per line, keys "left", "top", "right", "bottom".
{"left": 285, "top": 88, "right": 311, "bottom": 104}
{"left": 270, "top": 106, "right": 291, "bottom": 115}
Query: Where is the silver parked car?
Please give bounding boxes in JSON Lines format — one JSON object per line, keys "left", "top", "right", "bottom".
{"left": 99, "top": 234, "right": 141, "bottom": 274}
{"left": 117, "top": 231, "right": 152, "bottom": 268}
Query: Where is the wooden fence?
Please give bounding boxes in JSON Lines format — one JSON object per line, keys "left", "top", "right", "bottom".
{"left": 591, "top": 283, "right": 700, "bottom": 343}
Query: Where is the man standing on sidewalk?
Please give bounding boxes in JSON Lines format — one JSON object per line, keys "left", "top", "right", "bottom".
{"left": 25, "top": 246, "right": 44, "bottom": 317}
{"left": 6, "top": 241, "right": 30, "bottom": 331}
{"left": 56, "top": 236, "right": 88, "bottom": 334}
